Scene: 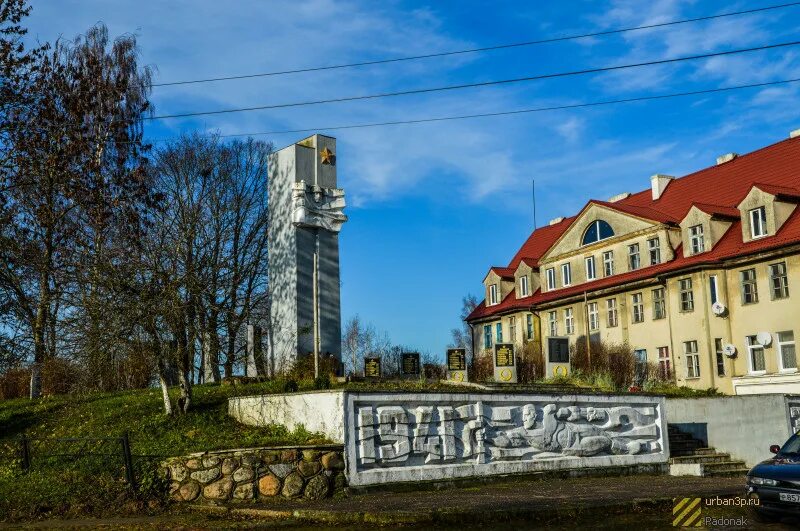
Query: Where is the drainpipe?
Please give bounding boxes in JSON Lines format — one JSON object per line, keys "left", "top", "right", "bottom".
{"left": 583, "top": 291, "right": 591, "bottom": 372}
{"left": 467, "top": 322, "right": 476, "bottom": 374}
{"left": 658, "top": 275, "right": 677, "bottom": 383}
{"left": 700, "top": 271, "right": 717, "bottom": 391}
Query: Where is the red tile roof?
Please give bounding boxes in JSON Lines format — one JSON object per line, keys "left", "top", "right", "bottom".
{"left": 467, "top": 134, "right": 800, "bottom": 322}
{"left": 589, "top": 199, "right": 680, "bottom": 224}
{"left": 488, "top": 267, "right": 515, "bottom": 279}
{"left": 690, "top": 202, "right": 741, "bottom": 219}
{"left": 752, "top": 182, "right": 800, "bottom": 201}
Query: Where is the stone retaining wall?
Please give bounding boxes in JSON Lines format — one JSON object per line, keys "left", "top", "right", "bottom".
{"left": 162, "top": 444, "right": 346, "bottom": 503}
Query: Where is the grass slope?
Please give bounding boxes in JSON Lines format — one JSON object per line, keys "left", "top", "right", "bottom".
{"left": 0, "top": 382, "right": 328, "bottom": 521}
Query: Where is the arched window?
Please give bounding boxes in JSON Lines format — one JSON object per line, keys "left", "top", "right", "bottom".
{"left": 582, "top": 220, "right": 614, "bottom": 246}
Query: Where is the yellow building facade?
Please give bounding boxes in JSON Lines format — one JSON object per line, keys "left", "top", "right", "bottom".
{"left": 467, "top": 132, "right": 800, "bottom": 395}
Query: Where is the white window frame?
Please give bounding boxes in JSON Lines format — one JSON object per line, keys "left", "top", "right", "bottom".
{"left": 509, "top": 316, "right": 517, "bottom": 342}
{"left": 658, "top": 346, "right": 671, "bottom": 379}
{"left": 648, "top": 237, "right": 661, "bottom": 265}
{"left": 561, "top": 263, "right": 572, "bottom": 287}
{"left": 489, "top": 284, "right": 498, "bottom": 305}
{"left": 740, "top": 268, "right": 758, "bottom": 305}
{"left": 495, "top": 322, "right": 503, "bottom": 343}
{"left": 749, "top": 206, "right": 767, "bottom": 239}
{"left": 746, "top": 335, "right": 767, "bottom": 375}
{"left": 606, "top": 298, "right": 618, "bottom": 327}
{"left": 526, "top": 314, "right": 534, "bottom": 340}
{"left": 770, "top": 262, "right": 789, "bottom": 300}
{"left": 587, "top": 302, "right": 599, "bottom": 331}
{"left": 689, "top": 224, "right": 704, "bottom": 255}
{"left": 548, "top": 311, "right": 558, "bottom": 336}
{"left": 631, "top": 293, "right": 644, "bottom": 323}
{"left": 714, "top": 338, "right": 725, "bottom": 377}
{"left": 585, "top": 256, "right": 596, "bottom": 281}
{"left": 778, "top": 330, "right": 797, "bottom": 373}
{"left": 546, "top": 268, "right": 556, "bottom": 291}
{"left": 652, "top": 288, "right": 666, "bottom": 320}
{"left": 628, "top": 244, "right": 640, "bottom": 271}
{"left": 564, "top": 308, "right": 574, "bottom": 335}
{"left": 679, "top": 278, "right": 694, "bottom": 312}
{"left": 684, "top": 340, "right": 700, "bottom": 379}
{"left": 709, "top": 275, "right": 719, "bottom": 305}
{"left": 603, "top": 251, "right": 614, "bottom": 277}
{"left": 519, "top": 275, "right": 529, "bottom": 297}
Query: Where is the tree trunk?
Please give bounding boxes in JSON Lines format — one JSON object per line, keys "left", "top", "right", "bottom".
{"left": 31, "top": 265, "right": 51, "bottom": 399}
{"left": 157, "top": 357, "right": 173, "bottom": 415}
{"left": 224, "top": 323, "right": 235, "bottom": 378}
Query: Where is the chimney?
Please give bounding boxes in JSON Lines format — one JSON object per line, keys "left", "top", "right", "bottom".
{"left": 650, "top": 174, "right": 674, "bottom": 201}
{"left": 716, "top": 153, "right": 738, "bottom": 165}
{"left": 608, "top": 192, "right": 631, "bottom": 203}
{"left": 549, "top": 216, "right": 564, "bottom": 226}
{"left": 790, "top": 128, "right": 800, "bottom": 139}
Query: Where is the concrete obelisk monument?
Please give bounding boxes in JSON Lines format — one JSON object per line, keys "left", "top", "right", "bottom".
{"left": 267, "top": 134, "right": 347, "bottom": 375}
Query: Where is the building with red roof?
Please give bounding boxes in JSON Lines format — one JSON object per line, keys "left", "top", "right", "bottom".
{"left": 467, "top": 129, "right": 800, "bottom": 395}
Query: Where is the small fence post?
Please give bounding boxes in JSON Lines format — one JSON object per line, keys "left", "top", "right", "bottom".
{"left": 20, "top": 434, "right": 30, "bottom": 472}
{"left": 121, "top": 431, "right": 135, "bottom": 489}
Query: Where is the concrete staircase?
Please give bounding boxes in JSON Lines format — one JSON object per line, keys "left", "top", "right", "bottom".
{"left": 668, "top": 425, "right": 749, "bottom": 477}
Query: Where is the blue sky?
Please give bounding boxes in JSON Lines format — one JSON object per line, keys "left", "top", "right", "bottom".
{"left": 24, "top": 1, "right": 800, "bottom": 359}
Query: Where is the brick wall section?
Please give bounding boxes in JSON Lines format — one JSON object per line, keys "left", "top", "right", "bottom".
{"left": 162, "top": 444, "right": 346, "bottom": 503}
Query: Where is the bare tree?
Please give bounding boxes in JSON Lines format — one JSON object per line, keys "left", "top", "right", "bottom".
{"left": 449, "top": 294, "right": 479, "bottom": 366}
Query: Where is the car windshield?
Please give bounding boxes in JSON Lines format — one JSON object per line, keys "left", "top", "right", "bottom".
{"left": 780, "top": 434, "right": 800, "bottom": 456}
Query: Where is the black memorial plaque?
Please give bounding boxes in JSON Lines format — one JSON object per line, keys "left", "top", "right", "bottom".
{"left": 401, "top": 352, "right": 421, "bottom": 377}
{"left": 364, "top": 357, "right": 381, "bottom": 379}
{"left": 494, "top": 343, "right": 515, "bottom": 367}
{"left": 447, "top": 349, "right": 467, "bottom": 371}
{"left": 547, "top": 337, "right": 570, "bottom": 363}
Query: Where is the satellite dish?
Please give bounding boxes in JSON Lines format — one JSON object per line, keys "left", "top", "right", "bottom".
{"left": 723, "top": 344, "right": 737, "bottom": 358}
{"left": 757, "top": 332, "right": 773, "bottom": 347}
{"left": 711, "top": 302, "right": 727, "bottom": 316}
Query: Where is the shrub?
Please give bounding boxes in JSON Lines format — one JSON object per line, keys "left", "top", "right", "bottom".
{"left": 423, "top": 363, "right": 445, "bottom": 380}
{"left": 0, "top": 368, "right": 30, "bottom": 399}
{"left": 469, "top": 351, "right": 493, "bottom": 382}
{"left": 517, "top": 341, "right": 544, "bottom": 383}
{"left": 287, "top": 353, "right": 340, "bottom": 381}
{"left": 571, "top": 340, "right": 637, "bottom": 389}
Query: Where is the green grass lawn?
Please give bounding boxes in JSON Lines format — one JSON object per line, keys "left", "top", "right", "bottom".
{"left": 0, "top": 381, "right": 330, "bottom": 521}
{"left": 0, "top": 381, "right": 331, "bottom": 455}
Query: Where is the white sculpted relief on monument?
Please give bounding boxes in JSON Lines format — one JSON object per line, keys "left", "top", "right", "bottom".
{"left": 355, "top": 400, "right": 663, "bottom": 469}
{"left": 291, "top": 180, "right": 347, "bottom": 233}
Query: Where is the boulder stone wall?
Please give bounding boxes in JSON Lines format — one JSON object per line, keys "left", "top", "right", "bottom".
{"left": 161, "top": 444, "right": 346, "bottom": 503}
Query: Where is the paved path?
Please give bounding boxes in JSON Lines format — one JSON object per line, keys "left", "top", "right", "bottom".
{"left": 244, "top": 474, "right": 746, "bottom": 515}
{"left": 7, "top": 474, "right": 794, "bottom": 529}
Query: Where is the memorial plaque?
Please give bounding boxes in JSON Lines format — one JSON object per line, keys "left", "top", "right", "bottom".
{"left": 401, "top": 352, "right": 421, "bottom": 377}
{"left": 546, "top": 337, "right": 570, "bottom": 378}
{"left": 446, "top": 348, "right": 468, "bottom": 383}
{"left": 364, "top": 357, "right": 381, "bottom": 379}
{"left": 493, "top": 343, "right": 517, "bottom": 383}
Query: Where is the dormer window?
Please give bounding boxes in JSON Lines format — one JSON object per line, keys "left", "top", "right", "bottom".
{"left": 582, "top": 220, "right": 614, "bottom": 246}
{"left": 489, "top": 284, "right": 498, "bottom": 305}
{"left": 749, "top": 206, "right": 767, "bottom": 238}
{"left": 519, "top": 275, "right": 530, "bottom": 297}
{"left": 689, "top": 225, "right": 705, "bottom": 255}
{"left": 648, "top": 237, "right": 661, "bottom": 265}
{"left": 546, "top": 268, "right": 556, "bottom": 291}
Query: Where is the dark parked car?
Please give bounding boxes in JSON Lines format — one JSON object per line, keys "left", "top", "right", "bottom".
{"left": 747, "top": 433, "right": 800, "bottom": 521}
